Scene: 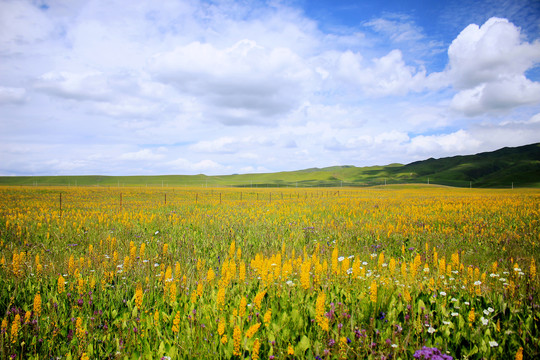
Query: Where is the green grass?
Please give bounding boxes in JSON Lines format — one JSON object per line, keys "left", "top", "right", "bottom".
{"left": 1, "top": 143, "right": 538, "bottom": 188}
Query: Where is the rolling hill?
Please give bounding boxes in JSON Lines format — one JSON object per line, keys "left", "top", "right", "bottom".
{"left": 1, "top": 143, "right": 539, "bottom": 188}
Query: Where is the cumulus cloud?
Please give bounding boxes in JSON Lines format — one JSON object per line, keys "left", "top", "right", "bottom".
{"left": 447, "top": 17, "right": 540, "bottom": 115}
{"left": 1, "top": 1, "right": 539, "bottom": 176}
{"left": 34, "top": 71, "right": 112, "bottom": 101}
{"left": 408, "top": 130, "right": 481, "bottom": 155}
{"left": 149, "top": 39, "right": 314, "bottom": 125}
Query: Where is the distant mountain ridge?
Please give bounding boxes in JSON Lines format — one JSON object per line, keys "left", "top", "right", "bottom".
{"left": 1, "top": 143, "right": 539, "bottom": 188}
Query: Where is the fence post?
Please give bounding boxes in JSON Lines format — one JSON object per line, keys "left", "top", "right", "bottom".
{"left": 165, "top": 193, "right": 167, "bottom": 205}
{"left": 59, "top": 193, "right": 62, "bottom": 215}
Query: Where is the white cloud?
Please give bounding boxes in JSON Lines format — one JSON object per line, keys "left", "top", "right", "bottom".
{"left": 118, "top": 148, "right": 165, "bottom": 161}
{"left": 0, "top": 86, "right": 26, "bottom": 104}
{"left": 409, "top": 130, "right": 482, "bottom": 155}
{"left": 167, "top": 158, "right": 226, "bottom": 173}
{"left": 1, "top": 1, "right": 539, "bottom": 176}
{"left": 447, "top": 17, "right": 540, "bottom": 115}
{"left": 0, "top": 0, "right": 55, "bottom": 54}
{"left": 149, "top": 39, "right": 314, "bottom": 125}
{"left": 333, "top": 49, "right": 437, "bottom": 96}
{"left": 34, "top": 71, "right": 111, "bottom": 101}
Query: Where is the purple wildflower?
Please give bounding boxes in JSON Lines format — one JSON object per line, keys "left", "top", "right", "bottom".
{"left": 413, "top": 346, "right": 453, "bottom": 360}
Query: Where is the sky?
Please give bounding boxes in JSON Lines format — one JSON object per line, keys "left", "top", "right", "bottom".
{"left": 1, "top": 0, "right": 540, "bottom": 176}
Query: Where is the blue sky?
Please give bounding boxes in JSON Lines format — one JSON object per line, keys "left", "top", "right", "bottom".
{"left": 1, "top": 0, "right": 539, "bottom": 176}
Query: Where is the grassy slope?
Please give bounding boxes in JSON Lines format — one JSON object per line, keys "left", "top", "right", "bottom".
{"left": 1, "top": 143, "right": 538, "bottom": 188}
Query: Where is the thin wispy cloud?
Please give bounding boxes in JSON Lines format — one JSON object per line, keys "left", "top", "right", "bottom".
{"left": 0, "top": 0, "right": 539, "bottom": 175}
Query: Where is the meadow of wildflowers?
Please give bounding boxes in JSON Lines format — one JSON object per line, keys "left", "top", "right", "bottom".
{"left": 0, "top": 186, "right": 538, "bottom": 359}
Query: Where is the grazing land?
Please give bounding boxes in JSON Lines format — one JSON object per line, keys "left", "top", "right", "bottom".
{"left": 1, "top": 143, "right": 539, "bottom": 189}
{"left": 0, "top": 186, "right": 538, "bottom": 359}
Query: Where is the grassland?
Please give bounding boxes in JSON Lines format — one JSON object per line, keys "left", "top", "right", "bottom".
{"left": 0, "top": 185, "right": 538, "bottom": 359}
{"left": 1, "top": 143, "right": 538, "bottom": 188}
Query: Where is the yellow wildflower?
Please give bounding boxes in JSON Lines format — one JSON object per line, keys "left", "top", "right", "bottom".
{"left": 263, "top": 309, "right": 272, "bottom": 327}
{"left": 245, "top": 323, "right": 261, "bottom": 338}
{"left": 233, "top": 325, "right": 241, "bottom": 356}
{"left": 11, "top": 314, "right": 20, "bottom": 343}
{"left": 370, "top": 281, "right": 378, "bottom": 303}
{"left": 218, "top": 318, "right": 225, "bottom": 336}
{"left": 468, "top": 308, "right": 475, "bottom": 327}
{"left": 239, "top": 296, "right": 247, "bottom": 318}
{"left": 316, "top": 291, "right": 329, "bottom": 331}
{"left": 33, "top": 292, "right": 42, "bottom": 317}
{"left": 252, "top": 338, "right": 261, "bottom": 360}
{"left": 134, "top": 283, "right": 143, "bottom": 309}
{"left": 172, "top": 311, "right": 181, "bottom": 333}
{"left": 287, "top": 343, "right": 294, "bottom": 355}
{"left": 207, "top": 268, "right": 215, "bottom": 282}
{"left": 76, "top": 317, "right": 85, "bottom": 342}
{"left": 515, "top": 347, "right": 523, "bottom": 360}
{"left": 253, "top": 290, "right": 266, "bottom": 309}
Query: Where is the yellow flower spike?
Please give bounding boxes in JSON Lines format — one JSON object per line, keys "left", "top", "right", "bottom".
{"left": 388, "top": 258, "right": 396, "bottom": 274}
{"left": 468, "top": 308, "right": 475, "bottom": 327}
{"left": 221, "top": 334, "right": 228, "bottom": 345}
{"left": 172, "top": 311, "right": 181, "bottom": 334}
{"left": 403, "top": 288, "right": 412, "bottom": 303}
{"left": 263, "top": 309, "right": 271, "bottom": 327}
{"left": 339, "top": 336, "right": 348, "bottom": 359}
{"left": 370, "top": 281, "right": 378, "bottom": 303}
{"left": 315, "top": 292, "right": 329, "bottom": 331}
{"left": 515, "top": 347, "right": 523, "bottom": 360}
{"left": 332, "top": 246, "right": 339, "bottom": 275}
{"left": 378, "top": 252, "right": 385, "bottom": 269}
{"left": 76, "top": 317, "right": 85, "bottom": 342}
{"left": 300, "top": 260, "right": 311, "bottom": 290}
{"left": 25, "top": 310, "right": 32, "bottom": 323}
{"left": 218, "top": 318, "right": 225, "bottom": 336}
{"left": 135, "top": 283, "right": 143, "bottom": 309}
{"left": 207, "top": 268, "right": 215, "bottom": 282}
{"left": 245, "top": 322, "right": 261, "bottom": 338}
{"left": 139, "top": 243, "right": 146, "bottom": 259}
{"left": 401, "top": 262, "right": 407, "bottom": 278}
{"left": 154, "top": 310, "right": 159, "bottom": 325}
{"left": 33, "top": 292, "right": 42, "bottom": 317}
{"left": 233, "top": 325, "right": 242, "bottom": 356}
{"left": 253, "top": 290, "right": 266, "bottom": 310}
{"left": 170, "top": 282, "right": 177, "bottom": 304}
{"left": 11, "top": 314, "right": 20, "bottom": 343}
{"left": 217, "top": 286, "right": 226, "bottom": 309}
{"left": 239, "top": 262, "right": 246, "bottom": 282}
{"left": 341, "top": 256, "right": 350, "bottom": 276}
{"left": 239, "top": 296, "right": 247, "bottom": 318}
{"left": 163, "top": 243, "right": 168, "bottom": 256}
{"left": 252, "top": 338, "right": 261, "bottom": 360}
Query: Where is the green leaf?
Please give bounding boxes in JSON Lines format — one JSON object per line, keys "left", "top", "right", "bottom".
{"left": 297, "top": 335, "right": 310, "bottom": 353}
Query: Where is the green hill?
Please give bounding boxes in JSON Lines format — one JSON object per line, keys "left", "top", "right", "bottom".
{"left": 1, "top": 143, "right": 539, "bottom": 188}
